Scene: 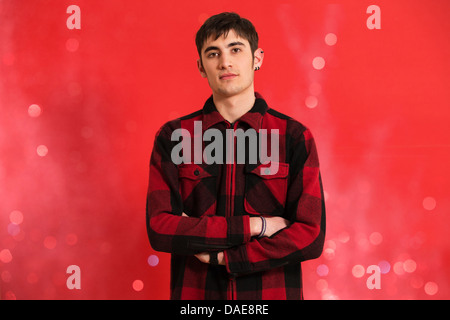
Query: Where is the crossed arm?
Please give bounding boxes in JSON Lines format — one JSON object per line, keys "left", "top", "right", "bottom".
{"left": 147, "top": 124, "right": 325, "bottom": 276}
{"left": 187, "top": 213, "right": 289, "bottom": 265}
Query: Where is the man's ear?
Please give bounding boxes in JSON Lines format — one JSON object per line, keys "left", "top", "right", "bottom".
{"left": 197, "top": 59, "right": 207, "bottom": 78}
{"left": 253, "top": 48, "right": 264, "bottom": 70}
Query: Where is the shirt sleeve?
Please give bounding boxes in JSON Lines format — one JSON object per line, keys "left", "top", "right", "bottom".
{"left": 224, "top": 127, "right": 326, "bottom": 276}
{"left": 146, "top": 123, "right": 252, "bottom": 256}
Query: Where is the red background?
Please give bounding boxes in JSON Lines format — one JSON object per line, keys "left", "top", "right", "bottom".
{"left": 1, "top": 0, "right": 449, "bottom": 300}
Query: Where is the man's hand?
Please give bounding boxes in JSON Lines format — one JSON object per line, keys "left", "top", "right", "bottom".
{"left": 183, "top": 212, "right": 289, "bottom": 238}
{"left": 250, "top": 216, "right": 289, "bottom": 238}
{"left": 184, "top": 213, "right": 226, "bottom": 265}
{"left": 185, "top": 212, "right": 288, "bottom": 264}
{"left": 194, "top": 251, "right": 225, "bottom": 265}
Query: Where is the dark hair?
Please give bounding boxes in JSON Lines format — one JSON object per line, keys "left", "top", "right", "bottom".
{"left": 195, "top": 12, "right": 259, "bottom": 58}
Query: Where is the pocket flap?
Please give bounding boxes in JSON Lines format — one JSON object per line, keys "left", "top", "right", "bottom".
{"left": 178, "top": 163, "right": 217, "bottom": 180}
{"left": 246, "top": 162, "right": 289, "bottom": 179}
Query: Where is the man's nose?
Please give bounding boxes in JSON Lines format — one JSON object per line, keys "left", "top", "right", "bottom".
{"left": 218, "top": 52, "right": 232, "bottom": 69}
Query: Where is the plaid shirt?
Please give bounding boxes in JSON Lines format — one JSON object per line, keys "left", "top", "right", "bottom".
{"left": 146, "top": 93, "right": 325, "bottom": 300}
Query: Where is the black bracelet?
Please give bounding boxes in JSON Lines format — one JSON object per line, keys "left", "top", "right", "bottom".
{"left": 257, "top": 216, "right": 266, "bottom": 238}
{"left": 209, "top": 251, "right": 218, "bottom": 265}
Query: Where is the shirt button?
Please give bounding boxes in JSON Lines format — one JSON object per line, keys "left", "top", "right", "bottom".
{"left": 194, "top": 169, "right": 200, "bottom": 176}
{"left": 264, "top": 168, "right": 271, "bottom": 175}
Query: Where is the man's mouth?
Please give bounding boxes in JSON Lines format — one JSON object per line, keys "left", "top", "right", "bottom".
{"left": 219, "top": 73, "right": 238, "bottom": 80}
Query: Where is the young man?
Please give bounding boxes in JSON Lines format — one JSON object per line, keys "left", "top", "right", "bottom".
{"left": 146, "top": 12, "right": 325, "bottom": 300}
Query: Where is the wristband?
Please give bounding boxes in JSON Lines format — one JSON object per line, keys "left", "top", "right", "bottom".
{"left": 257, "top": 216, "right": 266, "bottom": 238}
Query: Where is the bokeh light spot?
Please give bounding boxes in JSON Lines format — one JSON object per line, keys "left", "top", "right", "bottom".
{"left": 393, "top": 261, "right": 405, "bottom": 275}
{"left": 312, "top": 56, "right": 325, "bottom": 70}
{"left": 7, "top": 223, "right": 20, "bottom": 236}
{"left": 423, "top": 196, "right": 436, "bottom": 211}
{"left": 37, "top": 145, "right": 48, "bottom": 157}
{"left": 43, "top": 236, "right": 57, "bottom": 249}
{"left": 66, "top": 233, "right": 78, "bottom": 246}
{"left": 378, "top": 260, "right": 391, "bottom": 274}
{"left": 9, "top": 210, "right": 23, "bottom": 225}
{"left": 305, "top": 96, "right": 318, "bottom": 109}
{"left": 352, "top": 265, "right": 365, "bottom": 278}
{"left": 403, "top": 259, "right": 417, "bottom": 273}
{"left": 325, "top": 240, "right": 336, "bottom": 250}
{"left": 0, "top": 249, "right": 13, "bottom": 263}
{"left": 369, "top": 232, "right": 383, "bottom": 245}
{"left": 323, "top": 248, "right": 335, "bottom": 260}
{"left": 66, "top": 38, "right": 79, "bottom": 52}
{"left": 316, "top": 279, "right": 328, "bottom": 291}
{"left": 424, "top": 281, "right": 438, "bottom": 296}
{"left": 132, "top": 279, "right": 144, "bottom": 292}
{"left": 147, "top": 254, "right": 159, "bottom": 267}
{"left": 325, "top": 33, "right": 338, "bottom": 46}
{"left": 28, "top": 104, "right": 42, "bottom": 117}
{"left": 1, "top": 270, "right": 12, "bottom": 283}
{"left": 316, "top": 264, "right": 329, "bottom": 277}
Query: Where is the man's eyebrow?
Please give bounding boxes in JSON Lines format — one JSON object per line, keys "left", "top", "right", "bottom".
{"left": 203, "top": 41, "right": 246, "bottom": 54}
{"left": 203, "top": 46, "right": 220, "bottom": 54}
{"left": 227, "top": 41, "right": 246, "bottom": 48}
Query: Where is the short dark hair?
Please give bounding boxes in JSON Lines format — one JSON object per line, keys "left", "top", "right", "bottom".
{"left": 195, "top": 12, "right": 259, "bottom": 58}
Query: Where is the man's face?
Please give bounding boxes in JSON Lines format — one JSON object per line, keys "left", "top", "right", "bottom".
{"left": 197, "top": 30, "right": 259, "bottom": 99}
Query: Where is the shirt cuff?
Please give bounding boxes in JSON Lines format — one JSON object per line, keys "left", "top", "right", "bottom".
{"left": 227, "top": 215, "right": 252, "bottom": 246}
{"left": 224, "top": 245, "right": 252, "bottom": 275}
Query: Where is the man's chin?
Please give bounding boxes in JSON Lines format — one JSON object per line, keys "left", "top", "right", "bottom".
{"left": 215, "top": 86, "right": 246, "bottom": 98}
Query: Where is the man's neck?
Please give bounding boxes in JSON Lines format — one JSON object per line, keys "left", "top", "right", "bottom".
{"left": 213, "top": 88, "right": 256, "bottom": 124}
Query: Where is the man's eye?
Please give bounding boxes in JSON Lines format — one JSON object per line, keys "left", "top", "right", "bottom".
{"left": 207, "top": 52, "right": 219, "bottom": 58}
{"left": 232, "top": 48, "right": 241, "bottom": 53}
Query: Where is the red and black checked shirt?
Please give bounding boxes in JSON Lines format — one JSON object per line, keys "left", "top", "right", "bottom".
{"left": 146, "top": 93, "right": 325, "bottom": 300}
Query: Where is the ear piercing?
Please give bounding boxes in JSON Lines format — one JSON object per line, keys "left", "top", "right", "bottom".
{"left": 254, "top": 50, "right": 263, "bottom": 71}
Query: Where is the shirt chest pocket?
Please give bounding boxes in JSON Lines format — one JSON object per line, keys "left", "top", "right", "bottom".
{"left": 178, "top": 163, "right": 218, "bottom": 217}
{"left": 244, "top": 162, "right": 289, "bottom": 216}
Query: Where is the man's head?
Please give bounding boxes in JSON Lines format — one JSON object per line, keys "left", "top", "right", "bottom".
{"left": 195, "top": 12, "right": 264, "bottom": 99}
{"left": 195, "top": 12, "right": 259, "bottom": 61}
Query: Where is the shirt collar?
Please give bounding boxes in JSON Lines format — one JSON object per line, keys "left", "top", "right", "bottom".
{"left": 202, "top": 92, "right": 268, "bottom": 131}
